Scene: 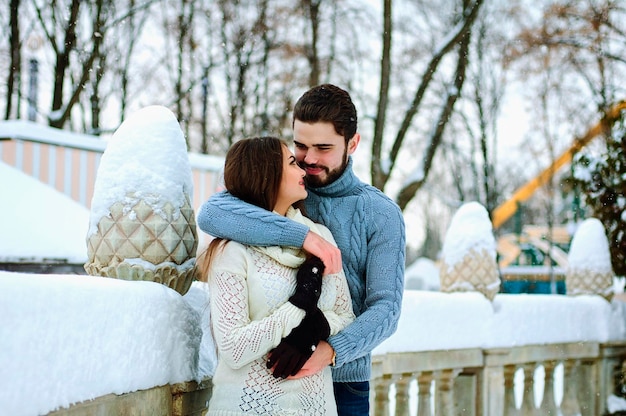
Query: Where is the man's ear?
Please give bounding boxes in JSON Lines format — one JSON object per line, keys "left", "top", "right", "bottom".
{"left": 347, "top": 133, "right": 360, "bottom": 155}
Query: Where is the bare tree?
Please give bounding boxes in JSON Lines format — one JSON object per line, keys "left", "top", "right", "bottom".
{"left": 198, "top": 0, "right": 310, "bottom": 152}
{"left": 369, "top": 0, "right": 485, "bottom": 211}
{"left": 301, "top": 0, "right": 322, "bottom": 86}
{"left": 114, "top": 0, "right": 152, "bottom": 124}
{"left": 215, "top": 1, "right": 260, "bottom": 147}
{"left": 506, "top": 1, "right": 626, "bottom": 119}
{"left": 468, "top": 22, "right": 503, "bottom": 215}
{"left": 174, "top": 0, "right": 196, "bottom": 142}
{"left": 5, "top": 0, "right": 21, "bottom": 120}
{"left": 31, "top": 0, "right": 111, "bottom": 129}
{"left": 448, "top": 2, "right": 508, "bottom": 216}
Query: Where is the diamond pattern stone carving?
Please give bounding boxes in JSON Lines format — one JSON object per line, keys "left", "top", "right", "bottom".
{"left": 439, "top": 248, "right": 500, "bottom": 301}
{"left": 85, "top": 195, "right": 198, "bottom": 295}
{"left": 566, "top": 218, "right": 614, "bottom": 301}
{"left": 566, "top": 269, "right": 614, "bottom": 301}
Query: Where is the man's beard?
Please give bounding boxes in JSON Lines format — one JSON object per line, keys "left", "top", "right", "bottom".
{"left": 302, "top": 151, "right": 349, "bottom": 188}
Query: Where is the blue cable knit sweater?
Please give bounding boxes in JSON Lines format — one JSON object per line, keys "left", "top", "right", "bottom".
{"left": 197, "top": 157, "right": 406, "bottom": 383}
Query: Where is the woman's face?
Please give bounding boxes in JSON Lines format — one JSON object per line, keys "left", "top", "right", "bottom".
{"left": 274, "top": 145, "right": 307, "bottom": 215}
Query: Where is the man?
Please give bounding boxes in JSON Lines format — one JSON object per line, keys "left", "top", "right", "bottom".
{"left": 197, "top": 84, "right": 405, "bottom": 415}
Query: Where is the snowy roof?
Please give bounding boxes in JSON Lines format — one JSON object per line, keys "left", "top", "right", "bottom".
{"left": 0, "top": 119, "right": 224, "bottom": 172}
{"left": 0, "top": 161, "right": 89, "bottom": 263}
{"left": 0, "top": 119, "right": 107, "bottom": 152}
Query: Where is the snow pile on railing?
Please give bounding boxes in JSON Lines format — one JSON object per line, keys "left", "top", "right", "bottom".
{"left": 0, "top": 272, "right": 215, "bottom": 416}
{"left": 373, "top": 290, "right": 626, "bottom": 355}
{"left": 377, "top": 204, "right": 625, "bottom": 356}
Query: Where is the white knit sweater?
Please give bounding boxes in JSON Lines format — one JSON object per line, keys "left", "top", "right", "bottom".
{"left": 207, "top": 208, "right": 354, "bottom": 415}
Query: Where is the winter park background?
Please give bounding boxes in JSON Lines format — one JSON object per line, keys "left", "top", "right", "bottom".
{"left": 2, "top": 109, "right": 626, "bottom": 415}
{"left": 2, "top": 0, "right": 626, "bottom": 413}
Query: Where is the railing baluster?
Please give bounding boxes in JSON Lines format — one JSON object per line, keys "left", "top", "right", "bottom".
{"left": 417, "top": 371, "right": 433, "bottom": 416}
{"left": 520, "top": 363, "right": 536, "bottom": 415}
{"left": 435, "top": 369, "right": 458, "bottom": 416}
{"left": 560, "top": 359, "right": 581, "bottom": 416}
{"left": 503, "top": 365, "right": 519, "bottom": 416}
{"left": 539, "top": 361, "right": 557, "bottom": 414}
{"left": 577, "top": 359, "right": 597, "bottom": 416}
{"left": 374, "top": 374, "right": 393, "bottom": 416}
{"left": 369, "top": 342, "right": 626, "bottom": 416}
{"left": 395, "top": 373, "right": 412, "bottom": 416}
{"left": 483, "top": 348, "right": 508, "bottom": 416}
{"left": 453, "top": 371, "right": 476, "bottom": 415}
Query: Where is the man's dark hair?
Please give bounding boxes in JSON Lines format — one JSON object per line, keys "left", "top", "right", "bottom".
{"left": 293, "top": 84, "right": 358, "bottom": 144}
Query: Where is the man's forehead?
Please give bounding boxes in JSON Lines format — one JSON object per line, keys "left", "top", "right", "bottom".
{"left": 294, "top": 120, "right": 341, "bottom": 138}
{"left": 293, "top": 138, "right": 338, "bottom": 147}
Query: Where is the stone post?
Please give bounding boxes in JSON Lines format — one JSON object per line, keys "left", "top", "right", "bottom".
{"left": 84, "top": 106, "right": 198, "bottom": 295}
{"left": 439, "top": 202, "right": 500, "bottom": 300}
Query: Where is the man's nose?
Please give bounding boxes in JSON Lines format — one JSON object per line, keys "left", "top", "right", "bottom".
{"left": 303, "top": 150, "right": 317, "bottom": 164}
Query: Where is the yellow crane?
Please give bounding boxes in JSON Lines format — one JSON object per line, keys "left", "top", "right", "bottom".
{"left": 493, "top": 100, "right": 626, "bottom": 268}
{"left": 492, "top": 100, "right": 626, "bottom": 230}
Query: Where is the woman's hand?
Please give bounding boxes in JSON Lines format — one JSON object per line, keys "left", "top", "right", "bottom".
{"left": 267, "top": 308, "right": 330, "bottom": 378}
{"left": 289, "top": 256, "right": 325, "bottom": 313}
{"left": 286, "top": 341, "right": 335, "bottom": 380}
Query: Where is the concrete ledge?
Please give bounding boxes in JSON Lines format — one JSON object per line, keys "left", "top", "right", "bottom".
{"left": 47, "top": 378, "right": 212, "bottom": 416}
{"left": 172, "top": 378, "right": 213, "bottom": 416}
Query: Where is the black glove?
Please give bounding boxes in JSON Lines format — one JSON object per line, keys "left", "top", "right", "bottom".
{"left": 288, "top": 256, "right": 325, "bottom": 313}
{"left": 267, "top": 307, "right": 331, "bottom": 378}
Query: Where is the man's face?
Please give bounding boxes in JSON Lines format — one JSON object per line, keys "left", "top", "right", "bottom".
{"left": 293, "top": 120, "right": 359, "bottom": 188}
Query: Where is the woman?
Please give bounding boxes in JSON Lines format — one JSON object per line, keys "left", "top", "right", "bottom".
{"left": 200, "top": 136, "right": 354, "bottom": 415}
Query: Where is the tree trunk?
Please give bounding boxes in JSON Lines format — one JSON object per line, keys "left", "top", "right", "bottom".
{"left": 371, "top": 0, "right": 392, "bottom": 190}
{"left": 49, "top": 0, "right": 80, "bottom": 128}
{"left": 372, "top": 0, "right": 484, "bottom": 199}
{"left": 303, "top": 0, "right": 321, "bottom": 87}
{"left": 5, "top": 0, "right": 21, "bottom": 120}
{"left": 396, "top": 0, "right": 475, "bottom": 210}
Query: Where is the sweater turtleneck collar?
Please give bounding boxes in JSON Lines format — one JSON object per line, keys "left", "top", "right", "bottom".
{"left": 308, "top": 157, "right": 360, "bottom": 197}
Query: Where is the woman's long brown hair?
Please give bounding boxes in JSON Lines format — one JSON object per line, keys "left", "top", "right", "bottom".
{"left": 198, "top": 137, "right": 304, "bottom": 282}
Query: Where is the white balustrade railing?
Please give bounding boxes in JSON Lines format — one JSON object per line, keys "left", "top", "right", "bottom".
{"left": 369, "top": 290, "right": 626, "bottom": 416}
{"left": 371, "top": 342, "right": 626, "bottom": 415}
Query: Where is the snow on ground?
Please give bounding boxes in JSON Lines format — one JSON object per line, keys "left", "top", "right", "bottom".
{"left": 0, "top": 161, "right": 89, "bottom": 263}
{"left": 404, "top": 257, "right": 440, "bottom": 291}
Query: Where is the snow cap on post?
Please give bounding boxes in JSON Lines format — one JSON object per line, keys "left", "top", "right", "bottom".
{"left": 566, "top": 217, "right": 614, "bottom": 301}
{"left": 84, "top": 105, "right": 198, "bottom": 295}
{"left": 439, "top": 201, "right": 500, "bottom": 300}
